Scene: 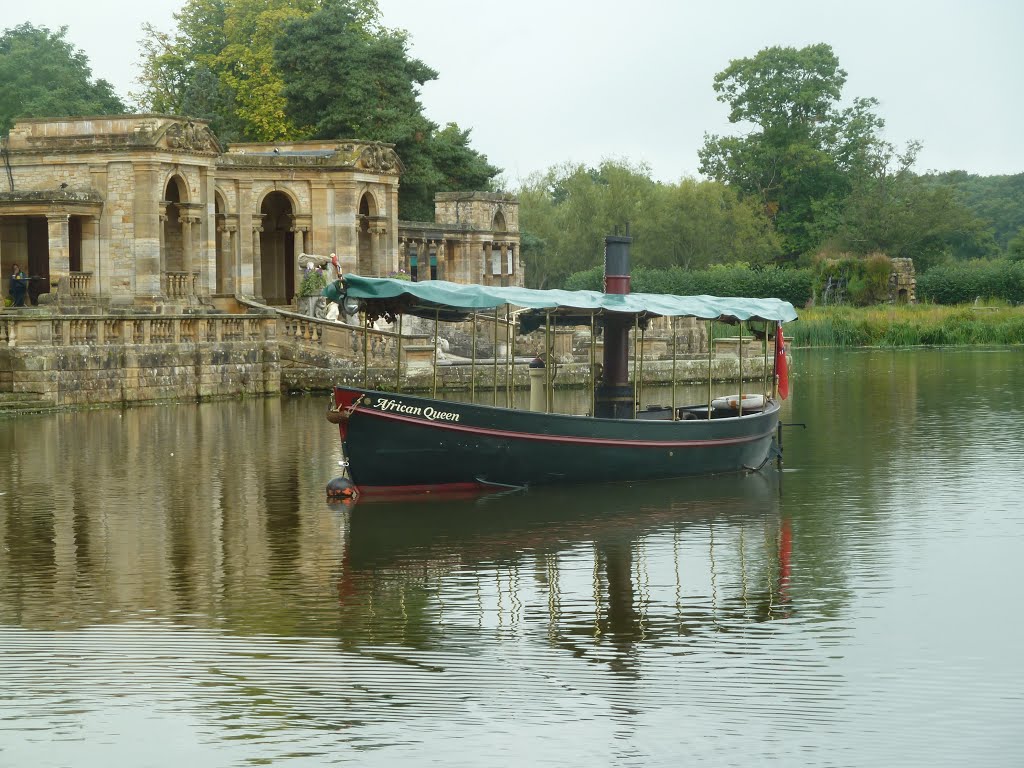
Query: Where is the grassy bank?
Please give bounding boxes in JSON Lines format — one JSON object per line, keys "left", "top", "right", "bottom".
{"left": 787, "top": 304, "right": 1024, "bottom": 347}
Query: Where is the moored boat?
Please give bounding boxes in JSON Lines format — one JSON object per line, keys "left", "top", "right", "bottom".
{"left": 324, "top": 233, "right": 796, "bottom": 496}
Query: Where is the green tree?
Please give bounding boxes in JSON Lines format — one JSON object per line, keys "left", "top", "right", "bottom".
{"left": 641, "top": 179, "right": 780, "bottom": 270}
{"left": 699, "top": 44, "right": 885, "bottom": 259}
{"left": 0, "top": 23, "right": 126, "bottom": 132}
{"left": 518, "top": 162, "right": 647, "bottom": 288}
{"left": 921, "top": 171, "right": 1024, "bottom": 251}
{"left": 517, "top": 160, "right": 782, "bottom": 288}
{"left": 828, "top": 141, "right": 997, "bottom": 271}
{"left": 274, "top": 0, "right": 499, "bottom": 220}
{"left": 1008, "top": 227, "right": 1024, "bottom": 262}
{"left": 136, "top": 0, "right": 498, "bottom": 219}
{"left": 135, "top": 0, "right": 322, "bottom": 141}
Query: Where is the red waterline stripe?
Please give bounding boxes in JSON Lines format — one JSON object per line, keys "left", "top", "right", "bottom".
{"left": 352, "top": 407, "right": 774, "bottom": 449}
{"left": 356, "top": 481, "right": 489, "bottom": 497}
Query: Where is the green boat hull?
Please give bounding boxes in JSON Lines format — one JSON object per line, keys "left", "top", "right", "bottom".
{"left": 333, "top": 387, "right": 780, "bottom": 492}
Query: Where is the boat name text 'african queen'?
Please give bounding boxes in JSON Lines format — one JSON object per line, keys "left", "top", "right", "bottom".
{"left": 374, "top": 397, "right": 461, "bottom": 423}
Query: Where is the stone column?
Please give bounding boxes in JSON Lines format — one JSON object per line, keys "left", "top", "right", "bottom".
{"left": 499, "top": 242, "right": 509, "bottom": 286}
{"left": 252, "top": 218, "right": 264, "bottom": 301}
{"left": 181, "top": 215, "right": 194, "bottom": 275}
{"left": 82, "top": 215, "right": 101, "bottom": 297}
{"left": 158, "top": 203, "right": 168, "bottom": 263}
{"left": 371, "top": 226, "right": 383, "bottom": 276}
{"left": 46, "top": 213, "right": 71, "bottom": 295}
{"left": 292, "top": 225, "right": 309, "bottom": 298}
{"left": 133, "top": 161, "right": 162, "bottom": 297}
{"left": 223, "top": 223, "right": 238, "bottom": 295}
{"left": 237, "top": 181, "right": 254, "bottom": 297}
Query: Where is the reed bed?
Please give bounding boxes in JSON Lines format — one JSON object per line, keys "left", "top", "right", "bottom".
{"left": 787, "top": 304, "right": 1024, "bottom": 347}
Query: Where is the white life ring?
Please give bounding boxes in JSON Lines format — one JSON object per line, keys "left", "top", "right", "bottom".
{"left": 711, "top": 393, "right": 766, "bottom": 411}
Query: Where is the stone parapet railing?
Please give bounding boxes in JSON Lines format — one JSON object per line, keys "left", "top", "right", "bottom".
{"left": 2, "top": 312, "right": 275, "bottom": 348}
{"left": 273, "top": 306, "right": 428, "bottom": 367}
{"left": 163, "top": 271, "right": 198, "bottom": 299}
{"left": 67, "top": 271, "right": 93, "bottom": 297}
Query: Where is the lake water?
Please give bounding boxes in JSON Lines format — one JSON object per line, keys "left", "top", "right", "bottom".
{"left": 1, "top": 348, "right": 1022, "bottom": 767}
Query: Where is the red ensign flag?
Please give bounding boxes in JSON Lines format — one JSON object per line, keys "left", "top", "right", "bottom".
{"left": 776, "top": 322, "right": 790, "bottom": 400}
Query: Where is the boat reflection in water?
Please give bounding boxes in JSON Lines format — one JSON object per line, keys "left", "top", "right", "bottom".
{"left": 332, "top": 473, "right": 792, "bottom": 665}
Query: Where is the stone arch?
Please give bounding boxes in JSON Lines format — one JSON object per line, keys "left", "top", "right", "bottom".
{"left": 162, "top": 175, "right": 190, "bottom": 274}
{"left": 259, "top": 190, "right": 296, "bottom": 305}
{"left": 356, "top": 190, "right": 381, "bottom": 275}
{"left": 255, "top": 186, "right": 301, "bottom": 218}
{"left": 491, "top": 209, "right": 507, "bottom": 232}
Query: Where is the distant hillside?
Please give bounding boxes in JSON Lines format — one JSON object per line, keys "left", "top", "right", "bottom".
{"left": 921, "top": 171, "right": 1024, "bottom": 250}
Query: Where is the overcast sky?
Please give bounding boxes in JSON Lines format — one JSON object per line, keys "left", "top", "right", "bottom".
{"left": 17, "top": 0, "right": 1024, "bottom": 184}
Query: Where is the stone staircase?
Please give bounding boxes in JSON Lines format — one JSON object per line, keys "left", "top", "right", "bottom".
{"left": 0, "top": 392, "right": 58, "bottom": 415}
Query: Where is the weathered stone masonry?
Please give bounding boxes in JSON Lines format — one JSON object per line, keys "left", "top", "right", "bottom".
{"left": 0, "top": 115, "right": 520, "bottom": 407}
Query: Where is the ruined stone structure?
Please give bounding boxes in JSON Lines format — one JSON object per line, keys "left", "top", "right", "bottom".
{"left": 889, "top": 257, "right": 916, "bottom": 303}
{"left": 0, "top": 115, "right": 521, "bottom": 312}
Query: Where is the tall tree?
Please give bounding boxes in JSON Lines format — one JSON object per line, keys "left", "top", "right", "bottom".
{"left": 518, "top": 161, "right": 781, "bottom": 288}
{"left": 274, "top": 1, "right": 499, "bottom": 220}
{"left": 699, "top": 44, "right": 884, "bottom": 259}
{"left": 135, "top": 0, "right": 326, "bottom": 141}
{"left": 0, "top": 23, "right": 126, "bottom": 132}
{"left": 136, "top": 0, "right": 498, "bottom": 219}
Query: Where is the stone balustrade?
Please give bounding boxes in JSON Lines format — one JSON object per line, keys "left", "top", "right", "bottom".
{"left": 68, "top": 271, "right": 93, "bottom": 297}
{"left": 163, "top": 271, "right": 198, "bottom": 298}
{"left": 3, "top": 313, "right": 273, "bottom": 348}
{"left": 274, "top": 307, "right": 426, "bottom": 367}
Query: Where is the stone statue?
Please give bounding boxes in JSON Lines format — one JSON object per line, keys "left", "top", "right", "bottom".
{"left": 297, "top": 253, "right": 331, "bottom": 270}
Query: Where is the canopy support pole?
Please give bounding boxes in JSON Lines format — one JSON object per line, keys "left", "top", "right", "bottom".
{"left": 638, "top": 320, "right": 646, "bottom": 413}
{"left": 707, "top": 319, "right": 713, "bottom": 419}
{"left": 590, "top": 314, "right": 596, "bottom": 417}
{"left": 492, "top": 307, "right": 499, "bottom": 406}
{"left": 432, "top": 309, "right": 440, "bottom": 399}
{"left": 762, "top": 323, "right": 769, "bottom": 399}
{"left": 471, "top": 315, "right": 477, "bottom": 400}
{"left": 632, "top": 316, "right": 639, "bottom": 418}
{"left": 773, "top": 326, "right": 779, "bottom": 401}
{"left": 545, "top": 310, "right": 552, "bottom": 413}
{"left": 363, "top": 310, "right": 369, "bottom": 389}
{"left": 395, "top": 314, "right": 403, "bottom": 391}
{"left": 506, "top": 306, "right": 513, "bottom": 409}
{"left": 671, "top": 317, "right": 677, "bottom": 420}
{"left": 738, "top": 321, "right": 744, "bottom": 417}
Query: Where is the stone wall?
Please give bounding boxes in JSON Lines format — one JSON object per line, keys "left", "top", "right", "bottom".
{"left": 0, "top": 312, "right": 280, "bottom": 407}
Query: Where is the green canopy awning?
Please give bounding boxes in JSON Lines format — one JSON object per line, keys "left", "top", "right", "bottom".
{"left": 324, "top": 275, "right": 799, "bottom": 327}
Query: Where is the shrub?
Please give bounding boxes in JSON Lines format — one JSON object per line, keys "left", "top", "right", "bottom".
{"left": 917, "top": 260, "right": 1024, "bottom": 305}
{"left": 298, "top": 267, "right": 328, "bottom": 297}
{"left": 813, "top": 252, "right": 894, "bottom": 306}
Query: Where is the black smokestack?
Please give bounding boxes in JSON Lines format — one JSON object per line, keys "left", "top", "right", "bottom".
{"left": 594, "top": 229, "right": 634, "bottom": 419}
